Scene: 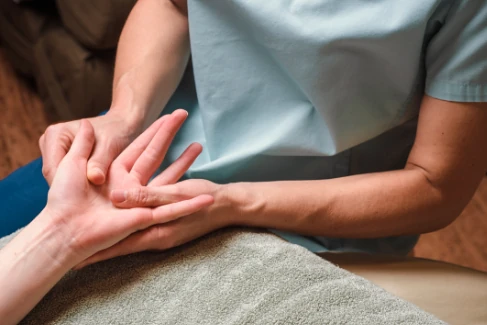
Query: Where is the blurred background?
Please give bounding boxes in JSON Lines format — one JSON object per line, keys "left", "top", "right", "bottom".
{"left": 0, "top": 0, "right": 136, "bottom": 120}
{"left": 0, "top": 0, "right": 486, "bottom": 272}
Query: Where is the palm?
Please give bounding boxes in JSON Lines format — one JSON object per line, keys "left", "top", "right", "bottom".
{"left": 47, "top": 146, "right": 152, "bottom": 257}
{"left": 74, "top": 177, "right": 222, "bottom": 268}
{"left": 104, "top": 166, "right": 142, "bottom": 196}
{"left": 46, "top": 111, "right": 203, "bottom": 260}
{"left": 48, "top": 154, "right": 100, "bottom": 213}
{"left": 70, "top": 196, "right": 151, "bottom": 256}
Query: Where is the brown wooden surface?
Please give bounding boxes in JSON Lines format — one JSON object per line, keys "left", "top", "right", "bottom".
{"left": 1, "top": 48, "right": 486, "bottom": 272}
{"left": 0, "top": 49, "right": 59, "bottom": 177}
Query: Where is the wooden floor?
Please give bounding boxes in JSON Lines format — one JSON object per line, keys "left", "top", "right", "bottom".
{"left": 0, "top": 50, "right": 59, "bottom": 175}
{"left": 1, "top": 49, "right": 487, "bottom": 272}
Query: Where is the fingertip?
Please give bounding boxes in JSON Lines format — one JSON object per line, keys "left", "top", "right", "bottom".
{"left": 87, "top": 167, "right": 106, "bottom": 185}
{"left": 190, "top": 142, "right": 203, "bottom": 153}
{"left": 199, "top": 194, "right": 215, "bottom": 205}
{"left": 173, "top": 109, "right": 189, "bottom": 118}
{"left": 110, "top": 189, "right": 127, "bottom": 203}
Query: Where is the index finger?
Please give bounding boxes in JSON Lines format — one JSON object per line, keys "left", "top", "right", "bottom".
{"left": 130, "top": 109, "right": 188, "bottom": 185}
{"left": 40, "top": 125, "right": 75, "bottom": 184}
{"left": 114, "top": 116, "right": 166, "bottom": 171}
{"left": 65, "top": 120, "right": 96, "bottom": 162}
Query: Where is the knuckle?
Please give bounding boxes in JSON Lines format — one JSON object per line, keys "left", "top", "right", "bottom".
{"left": 87, "top": 158, "right": 102, "bottom": 168}
{"left": 131, "top": 188, "right": 150, "bottom": 205}
{"left": 170, "top": 183, "right": 183, "bottom": 198}
{"left": 133, "top": 210, "right": 151, "bottom": 229}
{"left": 41, "top": 165, "right": 52, "bottom": 179}
{"left": 44, "top": 123, "right": 63, "bottom": 138}
{"left": 144, "top": 145, "right": 160, "bottom": 161}
{"left": 146, "top": 227, "right": 163, "bottom": 250}
{"left": 44, "top": 123, "right": 75, "bottom": 146}
{"left": 107, "top": 137, "right": 124, "bottom": 157}
{"left": 149, "top": 226, "right": 162, "bottom": 242}
{"left": 44, "top": 124, "right": 56, "bottom": 135}
{"left": 83, "top": 123, "right": 96, "bottom": 140}
{"left": 149, "top": 227, "right": 173, "bottom": 250}
{"left": 41, "top": 166, "right": 48, "bottom": 177}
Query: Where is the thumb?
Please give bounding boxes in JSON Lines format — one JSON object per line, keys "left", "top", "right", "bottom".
{"left": 110, "top": 186, "right": 182, "bottom": 208}
{"left": 87, "top": 137, "right": 121, "bottom": 185}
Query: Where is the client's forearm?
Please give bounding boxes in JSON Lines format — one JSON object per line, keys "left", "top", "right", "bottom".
{"left": 0, "top": 210, "right": 76, "bottom": 325}
{"left": 228, "top": 168, "right": 464, "bottom": 238}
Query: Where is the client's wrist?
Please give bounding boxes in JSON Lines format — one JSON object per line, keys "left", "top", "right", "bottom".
{"left": 33, "top": 209, "right": 85, "bottom": 268}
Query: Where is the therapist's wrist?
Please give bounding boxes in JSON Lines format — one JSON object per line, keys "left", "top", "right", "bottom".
{"left": 105, "top": 105, "right": 145, "bottom": 137}
{"left": 109, "top": 75, "right": 152, "bottom": 133}
{"left": 222, "top": 182, "right": 263, "bottom": 227}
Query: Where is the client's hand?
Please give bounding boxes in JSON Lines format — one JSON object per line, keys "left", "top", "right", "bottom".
{"left": 0, "top": 114, "right": 212, "bottom": 325}
{"left": 102, "top": 109, "right": 201, "bottom": 197}
{"left": 44, "top": 116, "right": 213, "bottom": 262}
{"left": 75, "top": 177, "right": 231, "bottom": 268}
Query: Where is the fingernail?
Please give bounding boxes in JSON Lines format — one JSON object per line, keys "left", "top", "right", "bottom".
{"left": 175, "top": 109, "right": 188, "bottom": 116}
{"left": 111, "top": 190, "right": 127, "bottom": 203}
{"left": 87, "top": 167, "right": 105, "bottom": 184}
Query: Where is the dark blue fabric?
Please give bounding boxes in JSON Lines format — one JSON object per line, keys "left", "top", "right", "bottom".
{"left": 0, "top": 158, "right": 48, "bottom": 237}
{"left": 0, "top": 112, "right": 110, "bottom": 237}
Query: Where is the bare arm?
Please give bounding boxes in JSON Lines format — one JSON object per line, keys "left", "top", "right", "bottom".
{"left": 111, "top": 0, "right": 190, "bottom": 129}
{"left": 40, "top": 0, "right": 190, "bottom": 185}
{"left": 89, "top": 96, "right": 487, "bottom": 263}
{"left": 0, "top": 114, "right": 209, "bottom": 324}
{"left": 0, "top": 214, "right": 75, "bottom": 325}
{"left": 229, "top": 96, "right": 487, "bottom": 237}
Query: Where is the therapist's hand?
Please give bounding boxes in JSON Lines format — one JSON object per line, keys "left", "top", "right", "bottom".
{"left": 39, "top": 111, "right": 142, "bottom": 186}
{"left": 74, "top": 178, "right": 231, "bottom": 269}
{"left": 43, "top": 118, "right": 213, "bottom": 262}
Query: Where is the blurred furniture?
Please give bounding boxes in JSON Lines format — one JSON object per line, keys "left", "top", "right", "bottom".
{"left": 0, "top": 0, "right": 137, "bottom": 120}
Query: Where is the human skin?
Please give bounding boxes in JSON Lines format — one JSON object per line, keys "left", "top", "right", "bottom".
{"left": 77, "top": 98, "right": 487, "bottom": 268}
{"left": 34, "top": 1, "right": 486, "bottom": 267}
{"left": 0, "top": 113, "right": 213, "bottom": 325}
{"left": 39, "top": 0, "right": 190, "bottom": 186}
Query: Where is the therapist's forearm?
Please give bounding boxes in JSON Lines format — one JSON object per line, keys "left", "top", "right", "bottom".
{"left": 228, "top": 97, "right": 487, "bottom": 238}
{"left": 110, "top": 0, "right": 190, "bottom": 130}
{"left": 228, "top": 168, "right": 462, "bottom": 238}
{"left": 0, "top": 210, "right": 77, "bottom": 325}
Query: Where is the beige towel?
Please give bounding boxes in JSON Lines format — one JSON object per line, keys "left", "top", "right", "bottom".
{"left": 0, "top": 228, "right": 444, "bottom": 324}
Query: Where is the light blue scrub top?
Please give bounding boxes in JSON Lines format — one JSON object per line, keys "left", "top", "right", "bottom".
{"left": 161, "top": 0, "right": 487, "bottom": 254}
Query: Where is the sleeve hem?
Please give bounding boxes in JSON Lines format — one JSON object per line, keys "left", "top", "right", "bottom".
{"left": 425, "top": 78, "right": 487, "bottom": 102}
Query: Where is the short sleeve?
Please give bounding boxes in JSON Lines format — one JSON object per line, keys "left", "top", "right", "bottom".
{"left": 425, "top": 0, "right": 487, "bottom": 102}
